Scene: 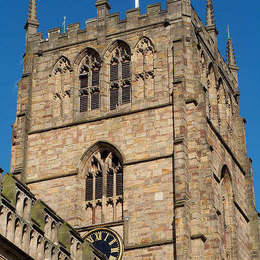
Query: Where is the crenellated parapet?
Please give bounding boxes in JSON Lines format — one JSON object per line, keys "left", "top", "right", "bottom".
{"left": 0, "top": 174, "right": 106, "bottom": 260}
{"left": 25, "top": 0, "right": 191, "bottom": 53}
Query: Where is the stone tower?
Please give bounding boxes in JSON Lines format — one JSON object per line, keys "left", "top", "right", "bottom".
{"left": 10, "top": 0, "right": 260, "bottom": 259}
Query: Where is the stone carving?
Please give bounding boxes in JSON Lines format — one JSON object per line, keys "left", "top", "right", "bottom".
{"left": 79, "top": 55, "right": 101, "bottom": 75}
{"left": 136, "top": 37, "right": 154, "bottom": 55}
{"left": 53, "top": 56, "right": 73, "bottom": 75}
{"left": 111, "top": 45, "right": 131, "bottom": 63}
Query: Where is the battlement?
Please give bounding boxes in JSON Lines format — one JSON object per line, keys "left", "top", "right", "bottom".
{"left": 28, "top": 0, "right": 192, "bottom": 52}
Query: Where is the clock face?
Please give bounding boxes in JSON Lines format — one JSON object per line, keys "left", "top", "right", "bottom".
{"left": 84, "top": 228, "right": 123, "bottom": 260}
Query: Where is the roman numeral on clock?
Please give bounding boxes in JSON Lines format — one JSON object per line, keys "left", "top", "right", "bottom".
{"left": 95, "top": 231, "right": 102, "bottom": 240}
{"left": 86, "top": 235, "right": 95, "bottom": 243}
{"left": 111, "top": 247, "right": 119, "bottom": 253}
{"left": 109, "top": 238, "right": 117, "bottom": 246}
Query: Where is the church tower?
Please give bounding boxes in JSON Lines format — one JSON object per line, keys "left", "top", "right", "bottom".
{"left": 10, "top": 0, "right": 260, "bottom": 259}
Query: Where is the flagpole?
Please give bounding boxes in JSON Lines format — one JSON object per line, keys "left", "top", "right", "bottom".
{"left": 135, "top": 0, "right": 139, "bottom": 8}
{"left": 63, "top": 16, "right": 66, "bottom": 33}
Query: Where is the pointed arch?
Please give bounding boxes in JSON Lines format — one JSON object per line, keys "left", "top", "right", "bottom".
{"left": 207, "top": 62, "right": 219, "bottom": 126}
{"left": 104, "top": 40, "right": 132, "bottom": 109}
{"left": 79, "top": 141, "right": 124, "bottom": 225}
{"left": 52, "top": 56, "right": 73, "bottom": 76}
{"left": 220, "top": 165, "right": 232, "bottom": 185}
{"left": 73, "top": 47, "right": 102, "bottom": 69}
{"left": 74, "top": 48, "right": 102, "bottom": 112}
{"left": 79, "top": 141, "right": 125, "bottom": 170}
{"left": 16, "top": 191, "right": 23, "bottom": 217}
{"left": 135, "top": 36, "right": 155, "bottom": 54}
{"left": 103, "top": 39, "right": 131, "bottom": 59}
{"left": 134, "top": 37, "right": 155, "bottom": 99}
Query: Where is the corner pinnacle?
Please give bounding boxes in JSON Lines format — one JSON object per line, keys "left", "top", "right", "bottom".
{"left": 226, "top": 36, "right": 237, "bottom": 67}
{"left": 25, "top": 0, "right": 39, "bottom": 31}
{"left": 206, "top": 0, "right": 215, "bottom": 27}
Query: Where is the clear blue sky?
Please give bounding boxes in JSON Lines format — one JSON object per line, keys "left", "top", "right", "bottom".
{"left": 0, "top": 0, "right": 259, "bottom": 211}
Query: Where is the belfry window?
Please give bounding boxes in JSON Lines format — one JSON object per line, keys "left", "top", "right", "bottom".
{"left": 79, "top": 50, "right": 101, "bottom": 112}
{"left": 109, "top": 43, "right": 131, "bottom": 110}
{"left": 85, "top": 146, "right": 123, "bottom": 224}
{"left": 80, "top": 75, "right": 89, "bottom": 112}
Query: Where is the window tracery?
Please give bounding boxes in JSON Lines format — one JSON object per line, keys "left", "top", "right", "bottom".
{"left": 53, "top": 56, "right": 73, "bottom": 76}
{"left": 135, "top": 37, "right": 155, "bottom": 99}
{"left": 85, "top": 147, "right": 123, "bottom": 224}
{"left": 50, "top": 56, "right": 73, "bottom": 119}
{"left": 79, "top": 50, "right": 102, "bottom": 112}
{"left": 109, "top": 42, "right": 131, "bottom": 110}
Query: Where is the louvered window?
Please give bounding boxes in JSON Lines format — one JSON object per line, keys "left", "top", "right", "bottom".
{"left": 92, "top": 70, "right": 99, "bottom": 86}
{"left": 86, "top": 174, "right": 93, "bottom": 201}
{"left": 80, "top": 75, "right": 88, "bottom": 88}
{"left": 110, "top": 64, "right": 118, "bottom": 81}
{"left": 107, "top": 171, "right": 114, "bottom": 198}
{"left": 95, "top": 173, "right": 103, "bottom": 200}
{"left": 122, "top": 85, "right": 131, "bottom": 104}
{"left": 116, "top": 171, "right": 123, "bottom": 196}
{"left": 110, "top": 88, "right": 118, "bottom": 110}
{"left": 80, "top": 95, "right": 88, "bottom": 112}
{"left": 91, "top": 92, "right": 100, "bottom": 110}
{"left": 80, "top": 75, "right": 88, "bottom": 112}
{"left": 122, "top": 62, "right": 130, "bottom": 79}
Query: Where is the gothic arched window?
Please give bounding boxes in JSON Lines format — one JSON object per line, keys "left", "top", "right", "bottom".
{"left": 84, "top": 145, "right": 123, "bottom": 224}
{"left": 51, "top": 56, "right": 73, "bottom": 118}
{"left": 109, "top": 42, "right": 131, "bottom": 110}
{"left": 79, "top": 49, "right": 102, "bottom": 112}
{"left": 135, "top": 37, "right": 155, "bottom": 99}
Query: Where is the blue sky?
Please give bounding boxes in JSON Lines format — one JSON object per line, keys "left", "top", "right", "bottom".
{"left": 0, "top": 0, "right": 259, "bottom": 211}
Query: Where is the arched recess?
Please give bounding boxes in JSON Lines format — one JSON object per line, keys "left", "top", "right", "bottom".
{"left": 207, "top": 63, "right": 219, "bottom": 127}
{"left": 220, "top": 166, "right": 235, "bottom": 260}
{"left": 134, "top": 37, "right": 155, "bottom": 99}
{"left": 52, "top": 56, "right": 73, "bottom": 76}
{"left": 200, "top": 52, "right": 207, "bottom": 87}
{"left": 79, "top": 142, "right": 124, "bottom": 225}
{"left": 103, "top": 40, "right": 132, "bottom": 110}
{"left": 49, "top": 56, "right": 73, "bottom": 119}
{"left": 16, "top": 191, "right": 23, "bottom": 217}
{"left": 74, "top": 48, "right": 102, "bottom": 113}
{"left": 14, "top": 218, "right": 22, "bottom": 246}
{"left": 217, "top": 78, "right": 228, "bottom": 137}
{"left": 226, "top": 93, "right": 233, "bottom": 135}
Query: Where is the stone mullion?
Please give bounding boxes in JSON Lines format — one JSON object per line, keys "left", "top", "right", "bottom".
{"left": 102, "top": 162, "right": 107, "bottom": 224}
{"left": 99, "top": 62, "right": 106, "bottom": 113}
{"left": 118, "top": 62, "right": 122, "bottom": 106}
{"left": 93, "top": 173, "right": 96, "bottom": 224}
{"left": 71, "top": 70, "right": 77, "bottom": 121}
{"left": 88, "top": 71, "right": 92, "bottom": 112}
{"left": 113, "top": 168, "right": 117, "bottom": 221}
{"left": 143, "top": 53, "right": 146, "bottom": 98}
